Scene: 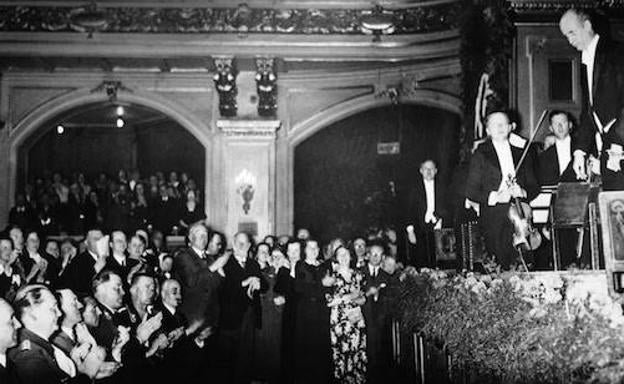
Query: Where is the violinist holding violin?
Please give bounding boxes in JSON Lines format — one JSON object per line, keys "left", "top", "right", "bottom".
{"left": 465, "top": 110, "right": 540, "bottom": 270}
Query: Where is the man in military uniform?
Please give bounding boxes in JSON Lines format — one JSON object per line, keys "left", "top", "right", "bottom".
{"left": 0, "top": 298, "right": 21, "bottom": 384}
{"left": 9, "top": 284, "right": 76, "bottom": 384}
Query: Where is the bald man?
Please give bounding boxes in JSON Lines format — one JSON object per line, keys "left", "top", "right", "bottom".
{"left": 560, "top": 8, "right": 624, "bottom": 190}
{"left": 0, "top": 298, "right": 21, "bottom": 384}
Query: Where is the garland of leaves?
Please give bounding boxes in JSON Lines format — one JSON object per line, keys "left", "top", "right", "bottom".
{"left": 394, "top": 270, "right": 624, "bottom": 383}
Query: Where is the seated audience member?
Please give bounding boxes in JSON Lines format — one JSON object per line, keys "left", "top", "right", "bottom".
{"left": 9, "top": 284, "right": 76, "bottom": 384}
{"left": 155, "top": 253, "right": 174, "bottom": 282}
{"left": 295, "top": 228, "right": 311, "bottom": 241}
{"left": 57, "top": 239, "right": 77, "bottom": 286}
{"left": 9, "top": 194, "right": 35, "bottom": 233}
{"left": 20, "top": 231, "right": 60, "bottom": 286}
{"left": 81, "top": 296, "right": 101, "bottom": 330}
{"left": 52, "top": 289, "right": 119, "bottom": 380}
{"left": 0, "top": 298, "right": 21, "bottom": 384}
{"left": 0, "top": 236, "right": 22, "bottom": 301}
{"left": 92, "top": 270, "right": 156, "bottom": 383}
{"left": 62, "top": 228, "right": 106, "bottom": 297}
{"left": 105, "top": 231, "right": 140, "bottom": 285}
{"left": 178, "top": 189, "right": 206, "bottom": 234}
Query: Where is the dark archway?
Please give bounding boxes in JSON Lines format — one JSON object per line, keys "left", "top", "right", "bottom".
{"left": 18, "top": 102, "right": 205, "bottom": 190}
{"left": 294, "top": 104, "right": 461, "bottom": 244}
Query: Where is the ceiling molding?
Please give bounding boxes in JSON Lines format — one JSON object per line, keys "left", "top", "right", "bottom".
{"left": 0, "top": 2, "right": 459, "bottom": 35}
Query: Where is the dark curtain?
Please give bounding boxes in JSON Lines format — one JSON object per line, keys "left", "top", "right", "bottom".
{"left": 294, "top": 104, "right": 461, "bottom": 245}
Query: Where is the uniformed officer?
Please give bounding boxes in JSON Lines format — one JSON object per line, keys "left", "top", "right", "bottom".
{"left": 9, "top": 284, "right": 76, "bottom": 384}
{"left": 0, "top": 298, "right": 21, "bottom": 384}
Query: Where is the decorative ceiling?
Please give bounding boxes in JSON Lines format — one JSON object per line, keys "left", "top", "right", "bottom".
{"left": 0, "top": 0, "right": 462, "bottom": 70}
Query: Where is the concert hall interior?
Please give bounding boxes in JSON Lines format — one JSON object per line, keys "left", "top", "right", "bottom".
{"left": 2, "top": 1, "right": 624, "bottom": 384}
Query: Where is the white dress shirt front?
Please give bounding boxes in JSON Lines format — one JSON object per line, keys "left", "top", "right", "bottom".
{"left": 555, "top": 136, "right": 572, "bottom": 176}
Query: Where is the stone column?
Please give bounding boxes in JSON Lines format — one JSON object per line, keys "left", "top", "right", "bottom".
{"left": 217, "top": 119, "right": 280, "bottom": 240}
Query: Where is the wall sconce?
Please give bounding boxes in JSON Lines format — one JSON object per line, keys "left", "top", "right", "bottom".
{"left": 235, "top": 169, "right": 256, "bottom": 215}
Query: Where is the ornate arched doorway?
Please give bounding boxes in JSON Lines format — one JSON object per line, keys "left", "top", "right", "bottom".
{"left": 6, "top": 88, "right": 215, "bottom": 228}
{"left": 292, "top": 103, "right": 461, "bottom": 243}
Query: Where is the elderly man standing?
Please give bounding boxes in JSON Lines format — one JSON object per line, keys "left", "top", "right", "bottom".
{"left": 217, "top": 231, "right": 267, "bottom": 384}
{"left": 560, "top": 8, "right": 624, "bottom": 190}
{"left": 0, "top": 298, "right": 21, "bottom": 384}
{"left": 405, "top": 159, "right": 447, "bottom": 268}
{"left": 173, "top": 223, "right": 229, "bottom": 342}
{"left": 9, "top": 284, "right": 76, "bottom": 384}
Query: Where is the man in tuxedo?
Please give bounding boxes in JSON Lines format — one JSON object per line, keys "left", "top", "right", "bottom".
{"left": 537, "top": 111, "right": 579, "bottom": 186}
{"left": 0, "top": 298, "right": 21, "bottom": 384}
{"left": 104, "top": 230, "right": 140, "bottom": 286}
{"left": 405, "top": 159, "right": 447, "bottom": 268}
{"left": 361, "top": 241, "right": 393, "bottom": 384}
{"left": 560, "top": 8, "right": 624, "bottom": 190}
{"left": 62, "top": 228, "right": 106, "bottom": 297}
{"left": 465, "top": 110, "right": 539, "bottom": 269}
{"left": 537, "top": 110, "right": 588, "bottom": 268}
{"left": 217, "top": 231, "right": 267, "bottom": 384}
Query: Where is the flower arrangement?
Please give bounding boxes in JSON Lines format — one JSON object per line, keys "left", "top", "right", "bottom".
{"left": 394, "top": 269, "right": 624, "bottom": 383}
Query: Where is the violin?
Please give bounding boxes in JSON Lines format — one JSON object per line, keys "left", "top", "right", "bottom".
{"left": 506, "top": 176, "right": 542, "bottom": 251}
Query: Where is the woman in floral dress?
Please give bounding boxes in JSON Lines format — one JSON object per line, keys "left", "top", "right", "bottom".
{"left": 326, "top": 245, "right": 367, "bottom": 383}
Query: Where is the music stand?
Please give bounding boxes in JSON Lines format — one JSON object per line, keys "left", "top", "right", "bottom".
{"left": 552, "top": 182, "right": 600, "bottom": 270}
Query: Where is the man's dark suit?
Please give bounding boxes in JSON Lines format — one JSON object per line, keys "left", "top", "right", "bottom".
{"left": 537, "top": 140, "right": 577, "bottom": 186}
{"left": 172, "top": 247, "right": 222, "bottom": 328}
{"left": 0, "top": 358, "right": 20, "bottom": 384}
{"left": 157, "top": 302, "right": 206, "bottom": 384}
{"left": 537, "top": 138, "right": 586, "bottom": 268}
{"left": 361, "top": 265, "right": 392, "bottom": 384}
{"left": 404, "top": 177, "right": 447, "bottom": 267}
{"left": 465, "top": 140, "right": 539, "bottom": 269}
{"left": 61, "top": 251, "right": 98, "bottom": 298}
{"left": 217, "top": 257, "right": 267, "bottom": 384}
{"left": 104, "top": 256, "right": 140, "bottom": 286}
{"left": 577, "top": 37, "right": 624, "bottom": 190}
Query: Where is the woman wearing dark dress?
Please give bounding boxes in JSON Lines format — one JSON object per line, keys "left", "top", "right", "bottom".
{"left": 294, "top": 238, "right": 332, "bottom": 384}
{"left": 253, "top": 243, "right": 282, "bottom": 383}
{"left": 131, "top": 182, "right": 150, "bottom": 231}
{"left": 178, "top": 189, "right": 206, "bottom": 234}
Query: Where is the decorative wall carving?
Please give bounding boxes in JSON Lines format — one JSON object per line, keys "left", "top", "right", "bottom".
{"left": 213, "top": 57, "right": 237, "bottom": 117}
{"left": 0, "top": 3, "right": 460, "bottom": 35}
{"left": 255, "top": 58, "right": 277, "bottom": 117}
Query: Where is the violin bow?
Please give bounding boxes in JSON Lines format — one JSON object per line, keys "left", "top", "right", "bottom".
{"left": 513, "top": 109, "right": 549, "bottom": 176}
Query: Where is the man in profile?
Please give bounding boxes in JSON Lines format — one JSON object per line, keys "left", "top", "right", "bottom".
{"left": 0, "top": 298, "right": 21, "bottom": 384}
{"left": 9, "top": 284, "right": 75, "bottom": 384}
{"left": 560, "top": 8, "right": 624, "bottom": 190}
